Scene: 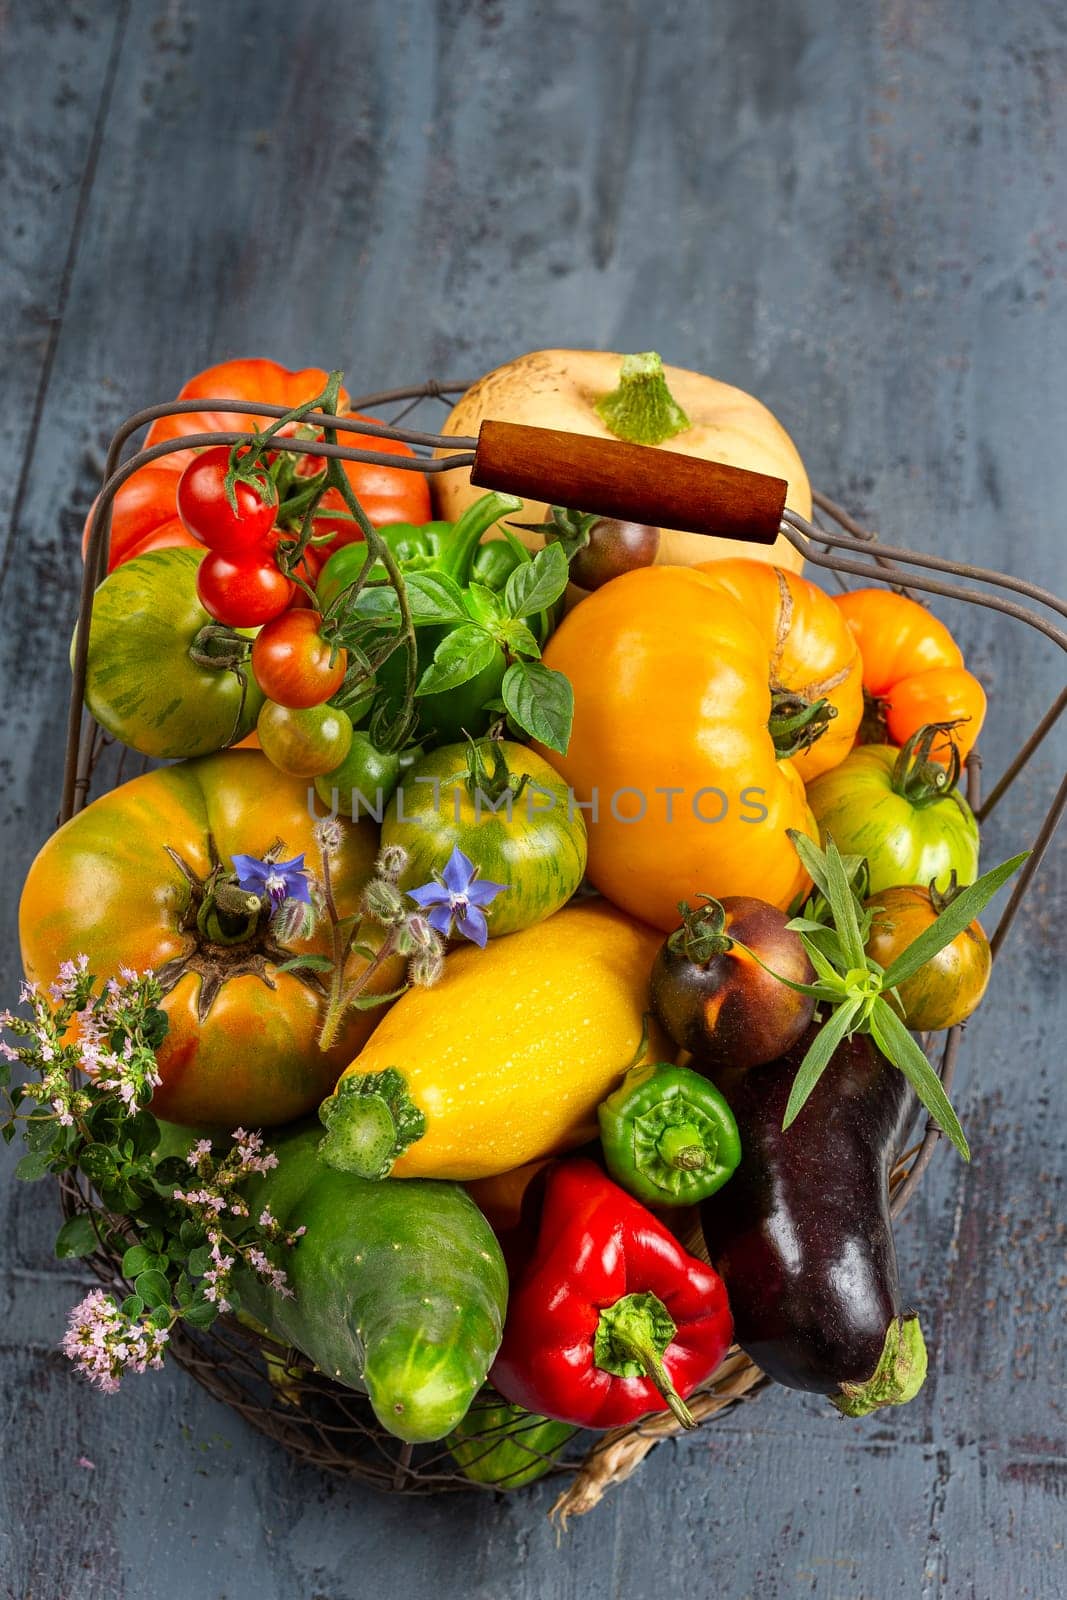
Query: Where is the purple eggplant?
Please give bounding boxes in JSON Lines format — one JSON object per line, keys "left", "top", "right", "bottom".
{"left": 700, "top": 1028, "right": 927, "bottom": 1416}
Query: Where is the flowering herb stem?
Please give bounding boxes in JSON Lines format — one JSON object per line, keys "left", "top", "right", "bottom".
{"left": 732, "top": 834, "right": 1029, "bottom": 1160}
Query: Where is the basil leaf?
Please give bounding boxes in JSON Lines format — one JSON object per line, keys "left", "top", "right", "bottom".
{"left": 782, "top": 998, "right": 861, "bottom": 1129}
{"left": 54, "top": 1215, "right": 98, "bottom": 1259}
{"left": 501, "top": 661, "right": 574, "bottom": 754}
{"left": 496, "top": 618, "right": 541, "bottom": 658}
{"left": 880, "top": 852, "right": 1029, "bottom": 991}
{"left": 405, "top": 571, "right": 469, "bottom": 624}
{"left": 868, "top": 999, "right": 970, "bottom": 1161}
{"left": 465, "top": 583, "right": 506, "bottom": 626}
{"left": 504, "top": 541, "right": 569, "bottom": 618}
{"left": 415, "top": 625, "right": 498, "bottom": 696}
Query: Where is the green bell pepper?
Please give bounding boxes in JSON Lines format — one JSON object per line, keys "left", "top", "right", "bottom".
{"left": 597, "top": 1062, "right": 742, "bottom": 1207}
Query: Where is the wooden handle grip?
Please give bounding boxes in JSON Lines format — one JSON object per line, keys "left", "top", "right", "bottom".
{"left": 470, "top": 420, "right": 787, "bottom": 544}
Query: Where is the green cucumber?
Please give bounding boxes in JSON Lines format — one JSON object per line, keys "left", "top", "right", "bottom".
{"left": 235, "top": 1126, "right": 508, "bottom": 1442}
{"left": 447, "top": 1403, "right": 577, "bottom": 1489}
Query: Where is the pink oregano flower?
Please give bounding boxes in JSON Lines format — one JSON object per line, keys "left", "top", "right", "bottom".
{"left": 62, "top": 1290, "right": 169, "bottom": 1393}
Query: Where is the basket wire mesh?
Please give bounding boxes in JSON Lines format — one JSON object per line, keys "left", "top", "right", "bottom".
{"left": 56, "top": 378, "right": 1067, "bottom": 1509}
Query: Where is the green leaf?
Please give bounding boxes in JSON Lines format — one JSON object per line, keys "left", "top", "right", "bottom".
{"left": 501, "top": 661, "right": 573, "bottom": 754}
{"left": 121, "top": 1244, "right": 155, "bottom": 1278}
{"left": 142, "top": 1006, "right": 169, "bottom": 1050}
{"left": 54, "top": 1215, "right": 98, "bottom": 1259}
{"left": 350, "top": 984, "right": 410, "bottom": 1010}
{"left": 273, "top": 953, "right": 335, "bottom": 975}
{"left": 789, "top": 828, "right": 836, "bottom": 901}
{"left": 79, "top": 1144, "right": 116, "bottom": 1184}
{"left": 134, "top": 1269, "right": 173, "bottom": 1309}
{"left": 15, "top": 1150, "right": 53, "bottom": 1182}
{"left": 121, "top": 1295, "right": 145, "bottom": 1320}
{"left": 880, "top": 852, "right": 1029, "bottom": 991}
{"left": 797, "top": 933, "right": 848, "bottom": 989}
{"left": 504, "top": 541, "right": 570, "bottom": 618}
{"left": 821, "top": 835, "right": 867, "bottom": 971}
{"left": 782, "top": 998, "right": 862, "bottom": 1130}
{"left": 126, "top": 1111, "right": 160, "bottom": 1161}
{"left": 868, "top": 999, "right": 970, "bottom": 1161}
{"left": 495, "top": 618, "right": 541, "bottom": 658}
{"left": 405, "top": 570, "right": 469, "bottom": 624}
{"left": 727, "top": 937, "right": 840, "bottom": 1002}
{"left": 186, "top": 1244, "right": 212, "bottom": 1277}
{"left": 181, "top": 1294, "right": 219, "bottom": 1329}
{"left": 415, "top": 625, "right": 498, "bottom": 696}
{"left": 464, "top": 582, "right": 506, "bottom": 626}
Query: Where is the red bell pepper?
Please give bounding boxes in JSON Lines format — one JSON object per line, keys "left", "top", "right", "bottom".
{"left": 490, "top": 1159, "right": 732, "bottom": 1429}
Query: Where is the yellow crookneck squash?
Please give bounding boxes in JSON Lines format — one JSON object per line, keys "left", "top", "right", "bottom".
{"left": 319, "top": 900, "right": 665, "bottom": 1182}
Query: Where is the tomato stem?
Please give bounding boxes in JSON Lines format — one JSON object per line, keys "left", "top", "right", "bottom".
{"left": 768, "top": 691, "right": 837, "bottom": 759}
{"left": 891, "top": 722, "right": 964, "bottom": 808}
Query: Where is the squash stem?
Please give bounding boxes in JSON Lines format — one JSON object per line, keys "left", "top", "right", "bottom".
{"left": 594, "top": 353, "right": 691, "bottom": 447}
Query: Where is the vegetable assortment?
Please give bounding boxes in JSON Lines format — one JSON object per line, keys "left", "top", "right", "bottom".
{"left": 11, "top": 352, "right": 1023, "bottom": 1484}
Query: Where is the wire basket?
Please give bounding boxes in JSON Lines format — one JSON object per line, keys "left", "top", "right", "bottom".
{"left": 56, "top": 378, "right": 1067, "bottom": 1517}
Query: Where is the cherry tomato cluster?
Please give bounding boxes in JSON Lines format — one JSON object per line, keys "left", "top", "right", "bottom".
{"left": 178, "top": 447, "right": 293, "bottom": 625}
{"left": 177, "top": 445, "right": 355, "bottom": 777}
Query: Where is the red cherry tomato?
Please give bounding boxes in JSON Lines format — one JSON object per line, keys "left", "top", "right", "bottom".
{"left": 196, "top": 551, "right": 295, "bottom": 626}
{"left": 251, "top": 610, "right": 347, "bottom": 709}
{"left": 177, "top": 447, "right": 278, "bottom": 555}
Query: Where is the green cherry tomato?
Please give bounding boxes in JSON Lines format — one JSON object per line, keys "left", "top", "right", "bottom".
{"left": 77, "top": 547, "right": 263, "bottom": 758}
{"left": 805, "top": 739, "right": 979, "bottom": 894}
{"left": 313, "top": 732, "right": 406, "bottom": 817}
{"left": 257, "top": 701, "right": 353, "bottom": 778}
{"left": 381, "top": 739, "right": 587, "bottom": 938}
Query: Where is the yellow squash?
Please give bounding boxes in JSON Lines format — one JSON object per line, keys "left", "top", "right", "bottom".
{"left": 319, "top": 900, "right": 665, "bottom": 1181}
{"left": 433, "top": 349, "right": 810, "bottom": 573}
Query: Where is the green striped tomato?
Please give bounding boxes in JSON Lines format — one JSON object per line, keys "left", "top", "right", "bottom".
{"left": 381, "top": 740, "right": 587, "bottom": 938}
{"left": 805, "top": 742, "right": 979, "bottom": 894}
{"left": 78, "top": 547, "right": 263, "bottom": 758}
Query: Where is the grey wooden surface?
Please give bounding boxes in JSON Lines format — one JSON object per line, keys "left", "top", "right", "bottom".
{"left": 2, "top": 2, "right": 1065, "bottom": 1596}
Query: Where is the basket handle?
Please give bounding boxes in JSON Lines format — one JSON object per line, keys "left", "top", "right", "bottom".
{"left": 469, "top": 420, "right": 787, "bottom": 544}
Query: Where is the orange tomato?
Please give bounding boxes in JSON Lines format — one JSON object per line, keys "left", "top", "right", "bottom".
{"left": 84, "top": 359, "right": 430, "bottom": 571}
{"left": 538, "top": 566, "right": 818, "bottom": 930}
{"left": 833, "top": 589, "right": 986, "bottom": 763}
{"left": 19, "top": 751, "right": 394, "bottom": 1127}
{"left": 695, "top": 560, "right": 863, "bottom": 781}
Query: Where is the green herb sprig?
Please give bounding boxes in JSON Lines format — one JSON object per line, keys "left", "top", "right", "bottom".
{"left": 744, "top": 833, "right": 1028, "bottom": 1160}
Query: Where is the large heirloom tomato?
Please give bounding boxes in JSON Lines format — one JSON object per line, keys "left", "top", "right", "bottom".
{"left": 805, "top": 734, "right": 980, "bottom": 895}
{"left": 19, "top": 752, "right": 391, "bottom": 1127}
{"left": 83, "top": 359, "right": 430, "bottom": 571}
{"left": 695, "top": 560, "right": 863, "bottom": 781}
{"left": 833, "top": 588, "right": 986, "bottom": 764}
{"left": 538, "top": 566, "right": 819, "bottom": 930}
{"left": 78, "top": 548, "right": 263, "bottom": 759}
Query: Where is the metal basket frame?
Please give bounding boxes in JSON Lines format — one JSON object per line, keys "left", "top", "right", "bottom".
{"left": 54, "top": 378, "right": 1066, "bottom": 1502}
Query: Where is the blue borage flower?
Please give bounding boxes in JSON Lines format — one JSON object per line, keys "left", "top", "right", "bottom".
{"left": 231, "top": 853, "right": 312, "bottom": 909}
{"left": 405, "top": 846, "right": 507, "bottom": 949}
